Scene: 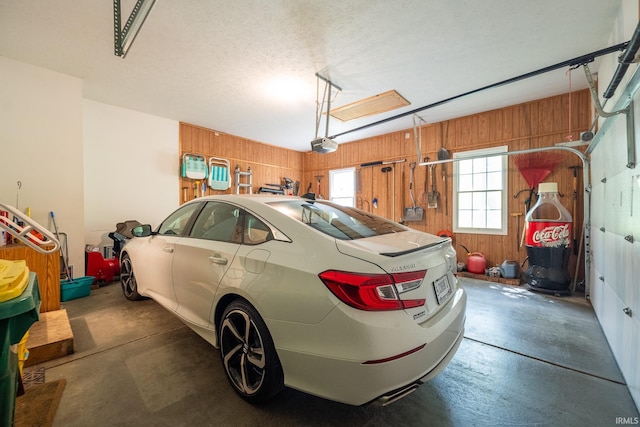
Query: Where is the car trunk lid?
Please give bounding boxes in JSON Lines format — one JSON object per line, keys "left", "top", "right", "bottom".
{"left": 335, "top": 230, "right": 456, "bottom": 322}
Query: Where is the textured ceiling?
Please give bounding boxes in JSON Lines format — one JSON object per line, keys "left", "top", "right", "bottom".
{"left": 0, "top": 0, "right": 625, "bottom": 151}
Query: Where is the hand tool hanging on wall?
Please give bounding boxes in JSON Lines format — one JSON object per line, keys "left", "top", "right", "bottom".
{"left": 437, "top": 121, "right": 450, "bottom": 214}
{"left": 428, "top": 163, "right": 439, "bottom": 209}
{"left": 370, "top": 165, "right": 377, "bottom": 209}
{"left": 438, "top": 147, "right": 450, "bottom": 215}
{"left": 400, "top": 166, "right": 405, "bottom": 223}
{"left": 413, "top": 115, "right": 423, "bottom": 169}
{"left": 511, "top": 212, "right": 523, "bottom": 252}
{"left": 50, "top": 211, "right": 72, "bottom": 280}
{"left": 569, "top": 165, "right": 581, "bottom": 254}
{"left": 360, "top": 159, "right": 406, "bottom": 168}
{"left": 381, "top": 167, "right": 393, "bottom": 219}
{"left": 403, "top": 162, "right": 424, "bottom": 221}
{"left": 514, "top": 187, "right": 537, "bottom": 248}
{"left": 421, "top": 157, "right": 429, "bottom": 204}
{"left": 315, "top": 175, "right": 324, "bottom": 199}
{"left": 393, "top": 166, "right": 398, "bottom": 221}
{"left": 361, "top": 160, "right": 405, "bottom": 218}
{"left": 360, "top": 159, "right": 407, "bottom": 221}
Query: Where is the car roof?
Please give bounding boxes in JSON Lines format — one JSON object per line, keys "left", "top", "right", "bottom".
{"left": 186, "top": 194, "right": 320, "bottom": 214}
{"left": 195, "top": 194, "right": 312, "bottom": 205}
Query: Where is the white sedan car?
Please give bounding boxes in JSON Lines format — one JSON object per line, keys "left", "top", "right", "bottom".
{"left": 120, "top": 194, "right": 466, "bottom": 406}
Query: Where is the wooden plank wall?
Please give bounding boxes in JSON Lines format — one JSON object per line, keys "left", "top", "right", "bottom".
{"left": 179, "top": 123, "right": 304, "bottom": 202}
{"left": 180, "top": 89, "right": 590, "bottom": 281}
{"left": 303, "top": 89, "right": 591, "bottom": 279}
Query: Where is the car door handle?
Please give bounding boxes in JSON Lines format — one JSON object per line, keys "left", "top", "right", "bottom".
{"left": 163, "top": 247, "right": 174, "bottom": 253}
{"left": 209, "top": 255, "right": 228, "bottom": 265}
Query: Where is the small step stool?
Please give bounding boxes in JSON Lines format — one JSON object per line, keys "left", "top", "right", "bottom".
{"left": 235, "top": 166, "right": 252, "bottom": 194}
{"left": 25, "top": 309, "right": 74, "bottom": 366}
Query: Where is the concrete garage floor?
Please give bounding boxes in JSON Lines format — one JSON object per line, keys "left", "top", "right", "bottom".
{"left": 36, "top": 278, "right": 638, "bottom": 426}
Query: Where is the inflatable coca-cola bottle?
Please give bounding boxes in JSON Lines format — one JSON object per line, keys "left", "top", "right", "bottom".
{"left": 524, "top": 182, "right": 572, "bottom": 295}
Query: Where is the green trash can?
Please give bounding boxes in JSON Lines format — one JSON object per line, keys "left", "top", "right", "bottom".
{"left": 0, "top": 268, "right": 41, "bottom": 426}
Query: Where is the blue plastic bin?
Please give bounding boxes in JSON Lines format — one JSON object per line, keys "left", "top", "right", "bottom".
{"left": 60, "top": 276, "right": 94, "bottom": 302}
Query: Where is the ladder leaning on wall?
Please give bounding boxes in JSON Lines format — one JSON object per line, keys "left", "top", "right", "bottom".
{"left": 235, "top": 166, "right": 252, "bottom": 194}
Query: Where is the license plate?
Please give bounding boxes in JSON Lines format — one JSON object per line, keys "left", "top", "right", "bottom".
{"left": 433, "top": 275, "right": 452, "bottom": 305}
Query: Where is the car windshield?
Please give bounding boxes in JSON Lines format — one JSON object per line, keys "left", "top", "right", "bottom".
{"left": 269, "top": 200, "right": 405, "bottom": 240}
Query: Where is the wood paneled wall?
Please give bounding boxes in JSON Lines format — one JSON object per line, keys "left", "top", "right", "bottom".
{"left": 180, "top": 89, "right": 591, "bottom": 281}
{"left": 179, "top": 123, "right": 304, "bottom": 202}
{"left": 304, "top": 89, "right": 591, "bottom": 279}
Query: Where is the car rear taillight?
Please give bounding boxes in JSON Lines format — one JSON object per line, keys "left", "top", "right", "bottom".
{"left": 319, "top": 270, "right": 426, "bottom": 311}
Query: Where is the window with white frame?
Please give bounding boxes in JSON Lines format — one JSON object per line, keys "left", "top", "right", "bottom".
{"left": 329, "top": 167, "right": 355, "bottom": 207}
{"left": 453, "top": 146, "right": 508, "bottom": 235}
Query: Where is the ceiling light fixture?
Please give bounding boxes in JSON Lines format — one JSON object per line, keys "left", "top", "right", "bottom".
{"left": 311, "top": 73, "right": 342, "bottom": 153}
{"left": 263, "top": 76, "right": 309, "bottom": 104}
{"left": 113, "top": 0, "right": 157, "bottom": 58}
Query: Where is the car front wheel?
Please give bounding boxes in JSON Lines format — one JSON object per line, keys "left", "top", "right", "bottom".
{"left": 120, "top": 253, "right": 143, "bottom": 301}
{"left": 219, "top": 300, "right": 284, "bottom": 403}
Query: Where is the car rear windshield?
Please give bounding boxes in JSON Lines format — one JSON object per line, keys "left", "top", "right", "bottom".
{"left": 268, "top": 200, "right": 406, "bottom": 240}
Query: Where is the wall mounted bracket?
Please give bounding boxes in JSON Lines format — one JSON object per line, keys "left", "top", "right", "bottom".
{"left": 311, "top": 73, "right": 342, "bottom": 153}
{"left": 584, "top": 65, "right": 638, "bottom": 170}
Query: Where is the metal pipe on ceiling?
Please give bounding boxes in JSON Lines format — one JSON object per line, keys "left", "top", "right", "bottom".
{"left": 329, "top": 42, "right": 629, "bottom": 140}
{"left": 603, "top": 21, "right": 640, "bottom": 99}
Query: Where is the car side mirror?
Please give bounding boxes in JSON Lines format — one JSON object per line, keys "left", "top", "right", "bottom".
{"left": 132, "top": 224, "right": 153, "bottom": 237}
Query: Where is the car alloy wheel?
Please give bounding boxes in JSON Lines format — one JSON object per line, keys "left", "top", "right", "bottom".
{"left": 120, "top": 253, "right": 143, "bottom": 301}
{"left": 219, "top": 300, "right": 283, "bottom": 403}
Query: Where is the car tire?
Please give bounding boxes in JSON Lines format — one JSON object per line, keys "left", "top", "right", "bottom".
{"left": 120, "top": 253, "right": 144, "bottom": 301}
{"left": 219, "top": 300, "right": 284, "bottom": 403}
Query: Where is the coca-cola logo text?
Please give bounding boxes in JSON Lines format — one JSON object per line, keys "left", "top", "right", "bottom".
{"left": 532, "top": 224, "right": 570, "bottom": 246}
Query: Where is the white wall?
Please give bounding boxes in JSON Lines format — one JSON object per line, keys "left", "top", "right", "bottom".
{"left": 0, "top": 56, "right": 85, "bottom": 274}
{"left": 0, "top": 57, "right": 180, "bottom": 278}
{"left": 590, "top": 0, "right": 640, "bottom": 411}
{"left": 83, "top": 99, "right": 179, "bottom": 247}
